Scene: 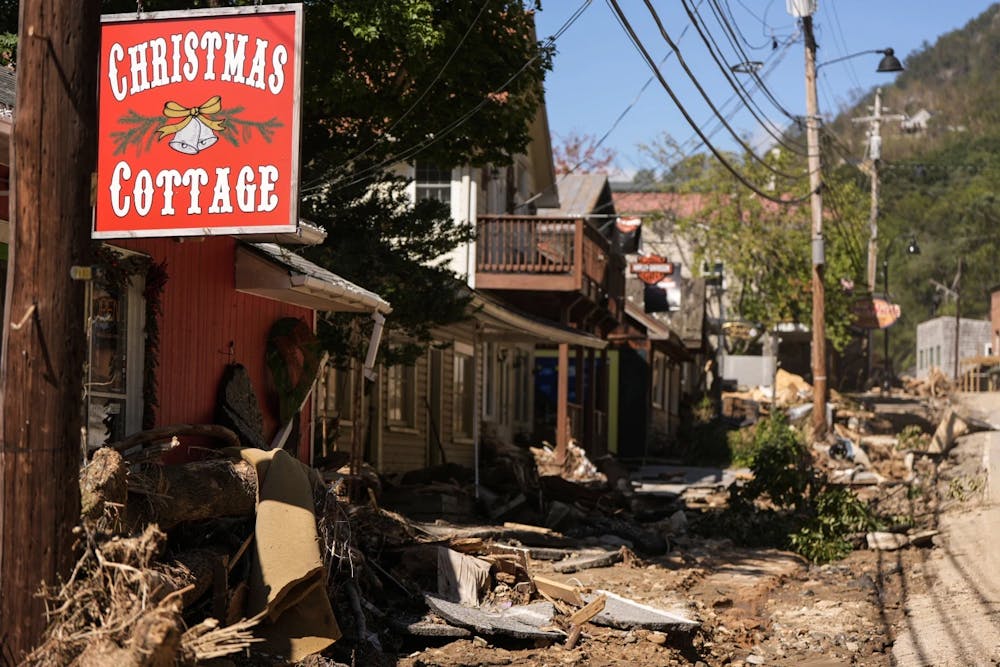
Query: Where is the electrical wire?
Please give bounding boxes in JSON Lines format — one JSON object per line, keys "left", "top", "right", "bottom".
{"left": 678, "top": 32, "right": 797, "bottom": 157}
{"left": 825, "top": 2, "right": 864, "bottom": 95}
{"left": 721, "top": 0, "right": 772, "bottom": 50}
{"left": 305, "top": 0, "right": 593, "bottom": 195}
{"left": 605, "top": 0, "right": 811, "bottom": 205}
{"left": 679, "top": 0, "right": 807, "bottom": 155}
{"left": 703, "top": 0, "right": 802, "bottom": 124}
{"left": 327, "top": 0, "right": 493, "bottom": 174}
{"left": 640, "top": 0, "right": 802, "bottom": 181}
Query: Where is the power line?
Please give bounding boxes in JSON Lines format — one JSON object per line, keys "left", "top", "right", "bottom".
{"left": 305, "top": 0, "right": 593, "bottom": 195}
{"left": 640, "top": 0, "right": 801, "bottom": 181}
{"left": 605, "top": 0, "right": 810, "bottom": 205}
{"left": 679, "top": 0, "right": 806, "bottom": 156}
{"left": 704, "top": 0, "right": 801, "bottom": 124}
{"left": 721, "top": 0, "right": 771, "bottom": 50}
{"left": 826, "top": 1, "right": 864, "bottom": 94}
{"left": 326, "top": 0, "right": 493, "bottom": 175}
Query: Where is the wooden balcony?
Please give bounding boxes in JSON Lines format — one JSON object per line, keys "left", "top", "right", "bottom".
{"left": 475, "top": 215, "right": 625, "bottom": 319}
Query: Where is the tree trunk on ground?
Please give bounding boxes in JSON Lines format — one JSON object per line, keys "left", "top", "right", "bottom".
{"left": 127, "top": 459, "right": 258, "bottom": 530}
{"left": 0, "top": 0, "right": 100, "bottom": 658}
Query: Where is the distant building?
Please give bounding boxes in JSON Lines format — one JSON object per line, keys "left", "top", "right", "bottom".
{"left": 901, "top": 108, "right": 932, "bottom": 133}
{"left": 915, "top": 316, "right": 991, "bottom": 380}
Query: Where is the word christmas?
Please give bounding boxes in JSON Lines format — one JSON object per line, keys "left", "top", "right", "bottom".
{"left": 106, "top": 30, "right": 289, "bottom": 102}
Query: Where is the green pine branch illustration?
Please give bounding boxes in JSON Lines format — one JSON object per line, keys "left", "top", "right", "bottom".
{"left": 110, "top": 106, "right": 284, "bottom": 156}
{"left": 213, "top": 106, "right": 283, "bottom": 147}
{"left": 110, "top": 110, "right": 161, "bottom": 156}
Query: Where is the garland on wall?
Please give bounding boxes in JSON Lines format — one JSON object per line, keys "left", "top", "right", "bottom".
{"left": 94, "top": 245, "right": 168, "bottom": 430}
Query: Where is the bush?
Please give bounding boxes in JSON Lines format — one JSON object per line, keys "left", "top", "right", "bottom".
{"left": 790, "top": 487, "right": 879, "bottom": 563}
{"left": 738, "top": 413, "right": 812, "bottom": 511}
{"left": 696, "top": 412, "right": 881, "bottom": 563}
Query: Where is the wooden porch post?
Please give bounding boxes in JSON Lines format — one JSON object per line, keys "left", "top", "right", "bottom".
{"left": 584, "top": 347, "right": 596, "bottom": 455}
{"left": 555, "top": 342, "right": 569, "bottom": 462}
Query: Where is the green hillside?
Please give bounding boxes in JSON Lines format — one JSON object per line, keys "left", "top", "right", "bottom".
{"left": 827, "top": 4, "right": 1000, "bottom": 372}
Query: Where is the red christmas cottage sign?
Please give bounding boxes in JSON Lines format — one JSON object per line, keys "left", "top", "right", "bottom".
{"left": 94, "top": 4, "right": 303, "bottom": 238}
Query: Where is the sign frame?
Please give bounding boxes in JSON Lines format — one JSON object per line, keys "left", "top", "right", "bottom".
{"left": 93, "top": 4, "right": 304, "bottom": 239}
{"left": 851, "top": 296, "right": 901, "bottom": 330}
{"left": 630, "top": 255, "right": 675, "bottom": 286}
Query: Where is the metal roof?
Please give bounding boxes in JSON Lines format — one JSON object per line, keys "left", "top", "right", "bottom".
{"left": 538, "top": 173, "right": 614, "bottom": 218}
{"left": 237, "top": 242, "right": 391, "bottom": 314}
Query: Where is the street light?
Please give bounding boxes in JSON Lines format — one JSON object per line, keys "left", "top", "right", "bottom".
{"left": 817, "top": 48, "right": 904, "bottom": 72}
{"left": 792, "top": 0, "right": 904, "bottom": 439}
{"left": 881, "top": 235, "right": 921, "bottom": 389}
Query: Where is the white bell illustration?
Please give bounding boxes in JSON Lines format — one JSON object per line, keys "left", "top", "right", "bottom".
{"left": 168, "top": 116, "right": 218, "bottom": 155}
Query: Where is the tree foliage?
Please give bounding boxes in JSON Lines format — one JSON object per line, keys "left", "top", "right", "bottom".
{"left": 552, "top": 130, "right": 616, "bottom": 175}
{"left": 635, "top": 133, "right": 866, "bottom": 355}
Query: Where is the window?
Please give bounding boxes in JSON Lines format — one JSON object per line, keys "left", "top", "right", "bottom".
{"left": 483, "top": 342, "right": 496, "bottom": 419}
{"left": 513, "top": 349, "right": 532, "bottom": 423}
{"left": 415, "top": 162, "right": 452, "bottom": 204}
{"left": 387, "top": 363, "right": 416, "bottom": 428}
{"left": 318, "top": 362, "right": 354, "bottom": 424}
{"left": 651, "top": 353, "right": 666, "bottom": 408}
{"left": 453, "top": 349, "right": 474, "bottom": 439}
{"left": 85, "top": 262, "right": 145, "bottom": 451}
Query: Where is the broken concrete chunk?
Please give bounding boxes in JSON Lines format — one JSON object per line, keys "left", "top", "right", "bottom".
{"left": 553, "top": 549, "right": 623, "bottom": 574}
{"left": 668, "top": 509, "right": 688, "bottom": 535}
{"left": 423, "top": 595, "right": 563, "bottom": 639}
{"left": 930, "top": 407, "right": 970, "bottom": 454}
{"left": 584, "top": 590, "right": 699, "bottom": 632}
{"left": 437, "top": 547, "right": 492, "bottom": 606}
{"left": 866, "top": 532, "right": 910, "bottom": 551}
{"left": 906, "top": 529, "right": 938, "bottom": 547}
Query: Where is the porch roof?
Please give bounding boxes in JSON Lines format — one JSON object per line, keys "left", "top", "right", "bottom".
{"left": 236, "top": 242, "right": 391, "bottom": 314}
{"left": 471, "top": 291, "right": 607, "bottom": 349}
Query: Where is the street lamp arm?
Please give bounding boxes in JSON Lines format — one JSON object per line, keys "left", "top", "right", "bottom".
{"left": 817, "top": 48, "right": 903, "bottom": 72}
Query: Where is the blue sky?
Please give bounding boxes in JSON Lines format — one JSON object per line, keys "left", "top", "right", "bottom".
{"left": 535, "top": 1, "right": 997, "bottom": 179}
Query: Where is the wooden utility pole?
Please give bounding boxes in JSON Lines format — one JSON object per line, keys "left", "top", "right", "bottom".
{"left": 801, "top": 15, "right": 827, "bottom": 440}
{"left": 0, "top": 0, "right": 100, "bottom": 658}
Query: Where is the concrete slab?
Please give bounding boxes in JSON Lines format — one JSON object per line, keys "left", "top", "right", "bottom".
{"left": 584, "top": 590, "right": 699, "bottom": 633}
{"left": 423, "top": 595, "right": 563, "bottom": 640}
{"left": 389, "top": 614, "right": 472, "bottom": 638}
{"left": 630, "top": 465, "right": 747, "bottom": 496}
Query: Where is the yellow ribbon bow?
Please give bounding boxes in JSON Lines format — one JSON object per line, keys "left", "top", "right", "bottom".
{"left": 156, "top": 95, "right": 227, "bottom": 139}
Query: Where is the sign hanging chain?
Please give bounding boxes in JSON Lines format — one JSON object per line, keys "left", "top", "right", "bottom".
{"left": 136, "top": 0, "right": 143, "bottom": 19}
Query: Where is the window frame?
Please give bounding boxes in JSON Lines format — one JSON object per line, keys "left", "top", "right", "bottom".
{"left": 386, "top": 362, "right": 417, "bottom": 430}
{"left": 84, "top": 249, "right": 146, "bottom": 451}
{"left": 453, "top": 347, "right": 475, "bottom": 441}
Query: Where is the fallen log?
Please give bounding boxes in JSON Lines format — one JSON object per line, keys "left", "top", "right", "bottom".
{"left": 106, "top": 423, "right": 241, "bottom": 458}
{"left": 127, "top": 458, "right": 257, "bottom": 530}
{"left": 80, "top": 447, "right": 127, "bottom": 522}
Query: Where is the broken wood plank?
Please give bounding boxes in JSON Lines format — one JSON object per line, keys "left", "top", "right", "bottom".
{"left": 568, "top": 595, "right": 607, "bottom": 627}
{"left": 564, "top": 624, "right": 582, "bottom": 649}
{"left": 553, "top": 549, "right": 623, "bottom": 574}
{"left": 450, "top": 537, "right": 486, "bottom": 554}
{"left": 502, "top": 521, "right": 554, "bottom": 534}
{"left": 532, "top": 575, "right": 584, "bottom": 607}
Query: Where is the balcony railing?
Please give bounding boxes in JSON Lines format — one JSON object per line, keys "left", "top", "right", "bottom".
{"left": 476, "top": 215, "right": 624, "bottom": 310}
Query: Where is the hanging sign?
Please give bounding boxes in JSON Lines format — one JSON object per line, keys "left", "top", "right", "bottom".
{"left": 630, "top": 254, "right": 675, "bottom": 286}
{"left": 94, "top": 5, "right": 303, "bottom": 238}
{"left": 852, "top": 297, "right": 901, "bottom": 330}
{"left": 643, "top": 262, "right": 683, "bottom": 313}
{"left": 612, "top": 216, "right": 641, "bottom": 254}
